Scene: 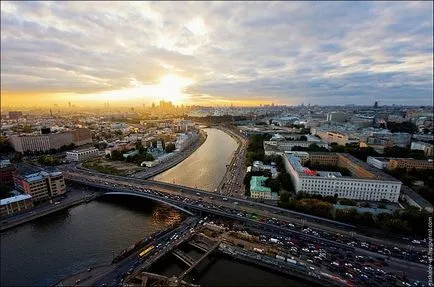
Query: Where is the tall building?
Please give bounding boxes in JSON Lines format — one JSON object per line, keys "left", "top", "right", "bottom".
{"left": 71, "top": 128, "right": 92, "bottom": 146}
{"left": 374, "top": 101, "right": 378, "bottom": 109}
{"left": 13, "top": 171, "right": 66, "bottom": 202}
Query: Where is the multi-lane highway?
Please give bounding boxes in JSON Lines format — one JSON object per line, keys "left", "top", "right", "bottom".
{"left": 216, "top": 126, "right": 248, "bottom": 197}
{"left": 62, "top": 175, "right": 428, "bottom": 285}
{"left": 63, "top": 170, "right": 428, "bottom": 260}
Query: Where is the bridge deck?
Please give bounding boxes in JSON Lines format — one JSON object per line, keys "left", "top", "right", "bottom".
{"left": 173, "top": 250, "right": 195, "bottom": 266}
{"left": 179, "top": 240, "right": 221, "bottom": 279}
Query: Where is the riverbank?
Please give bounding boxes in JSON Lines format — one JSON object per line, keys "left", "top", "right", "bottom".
{"left": 129, "top": 130, "right": 207, "bottom": 179}
{"left": 0, "top": 189, "right": 97, "bottom": 232}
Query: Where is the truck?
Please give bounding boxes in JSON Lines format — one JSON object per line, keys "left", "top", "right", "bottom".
{"left": 223, "top": 197, "right": 228, "bottom": 201}
{"left": 253, "top": 248, "right": 263, "bottom": 254}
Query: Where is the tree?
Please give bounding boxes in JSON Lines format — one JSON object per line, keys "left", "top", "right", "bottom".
{"left": 265, "top": 178, "right": 281, "bottom": 193}
{"left": 279, "top": 191, "right": 291, "bottom": 203}
{"left": 0, "top": 138, "right": 14, "bottom": 154}
{"left": 277, "top": 171, "right": 294, "bottom": 192}
{"left": 299, "top": 135, "right": 307, "bottom": 141}
{"left": 11, "top": 152, "right": 23, "bottom": 163}
{"left": 165, "top": 143, "right": 176, "bottom": 153}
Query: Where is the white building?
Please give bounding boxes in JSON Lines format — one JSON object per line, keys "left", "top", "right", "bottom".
{"left": 66, "top": 148, "right": 99, "bottom": 162}
{"left": 175, "top": 132, "right": 199, "bottom": 152}
{"left": 366, "top": 156, "right": 390, "bottom": 170}
{"left": 263, "top": 140, "right": 328, "bottom": 152}
{"left": 283, "top": 153, "right": 402, "bottom": 202}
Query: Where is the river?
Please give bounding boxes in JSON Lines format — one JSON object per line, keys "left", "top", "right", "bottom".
{"left": 153, "top": 128, "right": 238, "bottom": 191}
{"left": 1, "top": 128, "right": 302, "bottom": 287}
{"left": 0, "top": 196, "right": 183, "bottom": 286}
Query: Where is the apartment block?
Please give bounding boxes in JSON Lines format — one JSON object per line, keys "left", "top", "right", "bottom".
{"left": 14, "top": 171, "right": 66, "bottom": 202}
{"left": 388, "top": 158, "right": 434, "bottom": 171}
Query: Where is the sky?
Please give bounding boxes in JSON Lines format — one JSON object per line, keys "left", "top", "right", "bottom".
{"left": 1, "top": 1, "right": 433, "bottom": 107}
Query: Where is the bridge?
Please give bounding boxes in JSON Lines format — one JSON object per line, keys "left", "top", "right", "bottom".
{"left": 66, "top": 177, "right": 359, "bottom": 253}
{"left": 104, "top": 191, "right": 194, "bottom": 216}
{"left": 64, "top": 171, "right": 428, "bottom": 257}
{"left": 188, "top": 241, "right": 209, "bottom": 253}
{"left": 178, "top": 240, "right": 221, "bottom": 279}
{"left": 173, "top": 249, "right": 196, "bottom": 266}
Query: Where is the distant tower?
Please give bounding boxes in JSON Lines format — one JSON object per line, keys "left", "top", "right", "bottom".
{"left": 68, "top": 101, "right": 71, "bottom": 108}
{"left": 50, "top": 109, "right": 53, "bottom": 117}
{"left": 374, "top": 101, "right": 378, "bottom": 108}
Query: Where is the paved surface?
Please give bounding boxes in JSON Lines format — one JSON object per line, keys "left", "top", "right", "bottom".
{"left": 216, "top": 126, "right": 248, "bottom": 198}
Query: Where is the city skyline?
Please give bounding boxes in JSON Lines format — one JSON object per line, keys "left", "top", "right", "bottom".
{"left": 1, "top": 1, "right": 433, "bottom": 107}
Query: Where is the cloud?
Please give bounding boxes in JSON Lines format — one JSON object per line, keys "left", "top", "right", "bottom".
{"left": 1, "top": 1, "right": 433, "bottom": 105}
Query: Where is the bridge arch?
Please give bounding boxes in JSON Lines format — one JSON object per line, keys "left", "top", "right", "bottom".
{"left": 103, "top": 191, "right": 194, "bottom": 216}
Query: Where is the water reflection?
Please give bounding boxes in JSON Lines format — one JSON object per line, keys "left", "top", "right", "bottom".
{"left": 152, "top": 204, "right": 184, "bottom": 226}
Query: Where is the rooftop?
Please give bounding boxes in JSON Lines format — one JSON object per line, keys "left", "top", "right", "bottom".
{"left": 0, "top": 194, "right": 32, "bottom": 206}
{"left": 250, "top": 176, "right": 272, "bottom": 193}
{"left": 400, "top": 185, "right": 433, "bottom": 209}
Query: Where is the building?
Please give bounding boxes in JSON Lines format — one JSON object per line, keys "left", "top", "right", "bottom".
{"left": 8, "top": 111, "right": 23, "bottom": 120}
{"left": 175, "top": 132, "right": 199, "bottom": 152}
{"left": 283, "top": 152, "right": 402, "bottom": 202}
{"left": 66, "top": 147, "right": 99, "bottom": 162}
{"left": 315, "top": 131, "right": 357, "bottom": 146}
{"left": 399, "top": 185, "right": 433, "bottom": 213}
{"left": 388, "top": 158, "right": 434, "bottom": 171}
{"left": 0, "top": 160, "right": 15, "bottom": 186}
{"left": 411, "top": 141, "right": 434, "bottom": 157}
{"left": 263, "top": 140, "right": 328, "bottom": 153}
{"left": 366, "top": 156, "right": 390, "bottom": 170}
{"left": 14, "top": 171, "right": 66, "bottom": 202}
{"left": 326, "top": 112, "right": 347, "bottom": 123}
{"left": 71, "top": 128, "right": 93, "bottom": 146}
{"left": 10, "top": 129, "right": 90, "bottom": 153}
{"left": 123, "top": 149, "right": 139, "bottom": 159}
{"left": 251, "top": 161, "right": 278, "bottom": 178}
{"left": 0, "top": 194, "right": 33, "bottom": 217}
{"left": 250, "top": 176, "right": 273, "bottom": 200}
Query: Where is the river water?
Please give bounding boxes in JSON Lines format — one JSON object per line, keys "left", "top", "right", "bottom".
{"left": 1, "top": 128, "right": 302, "bottom": 287}
{"left": 0, "top": 196, "right": 183, "bottom": 287}
{"left": 153, "top": 128, "right": 238, "bottom": 191}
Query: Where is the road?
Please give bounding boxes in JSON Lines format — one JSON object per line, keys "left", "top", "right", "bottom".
{"left": 57, "top": 217, "right": 201, "bottom": 287}
{"left": 62, "top": 170, "right": 428, "bottom": 254}
{"left": 216, "top": 126, "right": 248, "bottom": 197}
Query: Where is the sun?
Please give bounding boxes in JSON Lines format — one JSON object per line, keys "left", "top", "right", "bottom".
{"left": 157, "top": 74, "right": 194, "bottom": 104}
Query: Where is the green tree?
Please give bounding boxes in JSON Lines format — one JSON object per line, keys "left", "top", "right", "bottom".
{"left": 165, "top": 143, "right": 176, "bottom": 153}
{"left": 279, "top": 191, "right": 291, "bottom": 203}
